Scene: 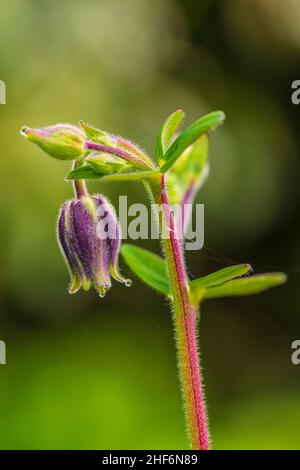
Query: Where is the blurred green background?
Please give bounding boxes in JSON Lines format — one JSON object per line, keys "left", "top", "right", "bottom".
{"left": 0, "top": 0, "right": 300, "bottom": 449}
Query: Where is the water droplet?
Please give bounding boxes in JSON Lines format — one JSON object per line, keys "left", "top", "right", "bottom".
{"left": 20, "top": 126, "right": 29, "bottom": 136}
{"left": 125, "top": 279, "right": 132, "bottom": 287}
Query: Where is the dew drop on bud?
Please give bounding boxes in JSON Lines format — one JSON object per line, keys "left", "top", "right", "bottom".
{"left": 20, "top": 126, "right": 30, "bottom": 136}
{"left": 125, "top": 279, "right": 132, "bottom": 287}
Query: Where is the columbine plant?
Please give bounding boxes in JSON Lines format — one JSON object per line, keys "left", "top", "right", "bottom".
{"left": 21, "top": 110, "right": 286, "bottom": 449}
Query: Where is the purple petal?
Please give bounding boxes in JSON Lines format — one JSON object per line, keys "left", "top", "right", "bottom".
{"left": 71, "top": 197, "right": 111, "bottom": 288}
{"left": 57, "top": 201, "right": 83, "bottom": 292}
{"left": 93, "top": 195, "right": 128, "bottom": 284}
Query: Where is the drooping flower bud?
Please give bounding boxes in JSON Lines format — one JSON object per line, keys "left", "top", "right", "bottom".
{"left": 20, "top": 124, "right": 85, "bottom": 160}
{"left": 57, "top": 194, "right": 131, "bottom": 297}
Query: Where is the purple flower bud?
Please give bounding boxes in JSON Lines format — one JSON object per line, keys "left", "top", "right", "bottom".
{"left": 57, "top": 195, "right": 131, "bottom": 297}
{"left": 20, "top": 124, "right": 85, "bottom": 160}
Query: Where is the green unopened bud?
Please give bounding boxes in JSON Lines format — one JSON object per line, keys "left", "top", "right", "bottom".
{"left": 20, "top": 124, "right": 85, "bottom": 160}
{"left": 85, "top": 153, "right": 130, "bottom": 174}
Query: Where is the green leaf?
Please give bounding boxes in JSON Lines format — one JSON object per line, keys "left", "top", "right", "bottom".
{"left": 121, "top": 244, "right": 170, "bottom": 296}
{"left": 67, "top": 166, "right": 159, "bottom": 182}
{"left": 189, "top": 264, "right": 252, "bottom": 291}
{"left": 79, "top": 121, "right": 113, "bottom": 146}
{"left": 67, "top": 165, "right": 101, "bottom": 180}
{"left": 167, "top": 134, "right": 209, "bottom": 206}
{"left": 203, "top": 272, "right": 287, "bottom": 300}
{"left": 155, "top": 109, "right": 185, "bottom": 163}
{"left": 160, "top": 111, "right": 225, "bottom": 173}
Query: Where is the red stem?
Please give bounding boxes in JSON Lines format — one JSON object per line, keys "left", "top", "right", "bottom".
{"left": 72, "top": 160, "right": 88, "bottom": 199}
{"left": 151, "top": 174, "right": 209, "bottom": 449}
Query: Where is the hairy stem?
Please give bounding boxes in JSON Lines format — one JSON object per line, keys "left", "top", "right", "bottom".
{"left": 72, "top": 160, "right": 88, "bottom": 199}
{"left": 85, "top": 141, "right": 154, "bottom": 170}
{"left": 150, "top": 174, "right": 209, "bottom": 450}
